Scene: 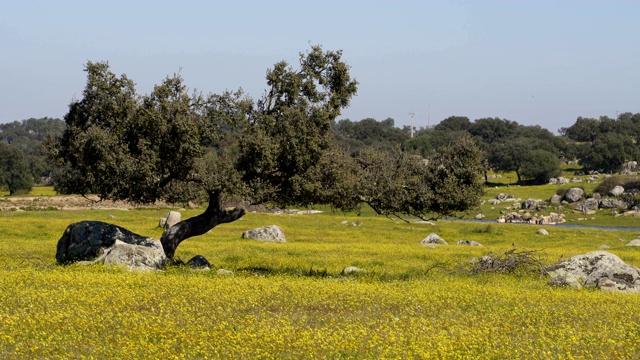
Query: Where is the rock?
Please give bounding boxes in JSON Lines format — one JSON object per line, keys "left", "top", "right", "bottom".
{"left": 342, "top": 266, "right": 363, "bottom": 275}
{"left": 474, "top": 214, "right": 485, "bottom": 220}
{"left": 217, "top": 268, "right": 233, "bottom": 275}
{"left": 187, "top": 255, "right": 211, "bottom": 269}
{"left": 456, "top": 240, "right": 482, "bottom": 246}
{"left": 577, "top": 198, "right": 599, "bottom": 211}
{"left": 609, "top": 186, "right": 625, "bottom": 197}
{"left": 242, "top": 225, "right": 286, "bottom": 243}
{"left": 56, "top": 220, "right": 165, "bottom": 265}
{"left": 521, "top": 199, "right": 539, "bottom": 210}
{"left": 536, "top": 229, "right": 549, "bottom": 236}
{"left": 351, "top": 221, "right": 363, "bottom": 227}
{"left": 599, "top": 199, "right": 626, "bottom": 209}
{"left": 496, "top": 193, "right": 513, "bottom": 201}
{"left": 598, "top": 244, "right": 610, "bottom": 249}
{"left": 488, "top": 199, "right": 501, "bottom": 205}
{"left": 545, "top": 251, "right": 640, "bottom": 292}
{"left": 419, "top": 233, "right": 447, "bottom": 245}
{"left": 563, "top": 188, "right": 584, "bottom": 203}
{"left": 549, "top": 177, "right": 570, "bottom": 185}
{"left": 626, "top": 239, "right": 640, "bottom": 247}
{"left": 163, "top": 211, "right": 181, "bottom": 230}
{"left": 547, "top": 274, "right": 582, "bottom": 289}
{"left": 549, "top": 194, "right": 562, "bottom": 204}
{"left": 340, "top": 220, "right": 349, "bottom": 225}
{"left": 159, "top": 218, "right": 166, "bottom": 228}
{"left": 103, "top": 239, "right": 166, "bottom": 271}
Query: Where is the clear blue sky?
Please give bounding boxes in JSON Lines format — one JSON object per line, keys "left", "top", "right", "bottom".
{"left": 2, "top": 0, "right": 639, "bottom": 132}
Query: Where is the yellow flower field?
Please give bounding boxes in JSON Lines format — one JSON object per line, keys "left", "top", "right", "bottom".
{"left": 1, "top": 208, "right": 640, "bottom": 359}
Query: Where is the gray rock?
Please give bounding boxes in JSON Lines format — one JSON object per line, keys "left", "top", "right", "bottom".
{"left": 545, "top": 251, "right": 640, "bottom": 292}
{"left": 342, "top": 266, "right": 364, "bottom": 275}
{"left": 217, "top": 268, "right": 233, "bottom": 275}
{"left": 626, "top": 239, "right": 640, "bottom": 247}
{"left": 56, "top": 220, "right": 164, "bottom": 264}
{"left": 521, "top": 199, "right": 539, "bottom": 210}
{"left": 599, "top": 199, "right": 626, "bottom": 209}
{"left": 578, "top": 198, "right": 599, "bottom": 211}
{"left": 598, "top": 244, "right": 611, "bottom": 249}
{"left": 537, "top": 229, "right": 549, "bottom": 236}
{"left": 609, "top": 186, "right": 625, "bottom": 197}
{"left": 103, "top": 239, "right": 166, "bottom": 271}
{"left": 420, "top": 233, "right": 447, "bottom": 245}
{"left": 456, "top": 240, "right": 482, "bottom": 246}
{"left": 242, "top": 225, "right": 286, "bottom": 243}
{"left": 549, "top": 194, "right": 562, "bottom": 204}
{"left": 187, "top": 255, "right": 211, "bottom": 269}
{"left": 163, "top": 211, "right": 181, "bottom": 230}
{"left": 488, "top": 199, "right": 501, "bottom": 205}
{"left": 564, "top": 188, "right": 584, "bottom": 203}
{"left": 547, "top": 274, "right": 582, "bottom": 289}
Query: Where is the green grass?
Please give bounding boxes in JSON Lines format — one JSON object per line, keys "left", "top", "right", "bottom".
{"left": 2, "top": 204, "right": 640, "bottom": 358}
{"left": 3, "top": 181, "right": 640, "bottom": 358}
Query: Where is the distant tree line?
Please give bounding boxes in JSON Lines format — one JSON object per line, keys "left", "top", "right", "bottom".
{"left": 0, "top": 117, "right": 65, "bottom": 194}
{"left": 333, "top": 112, "right": 640, "bottom": 185}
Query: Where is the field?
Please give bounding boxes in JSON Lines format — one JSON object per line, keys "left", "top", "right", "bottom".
{"left": 2, "top": 183, "right": 640, "bottom": 358}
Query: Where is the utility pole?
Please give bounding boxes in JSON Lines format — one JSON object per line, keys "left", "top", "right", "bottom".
{"left": 409, "top": 112, "right": 415, "bottom": 138}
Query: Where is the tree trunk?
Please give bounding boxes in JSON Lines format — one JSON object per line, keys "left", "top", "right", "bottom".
{"left": 160, "top": 190, "right": 246, "bottom": 259}
{"left": 515, "top": 170, "right": 522, "bottom": 183}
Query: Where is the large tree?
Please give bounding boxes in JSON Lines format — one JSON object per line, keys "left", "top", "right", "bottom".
{"left": 48, "top": 46, "right": 484, "bottom": 261}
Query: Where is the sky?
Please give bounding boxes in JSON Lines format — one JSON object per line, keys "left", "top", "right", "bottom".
{"left": 1, "top": 0, "right": 639, "bottom": 133}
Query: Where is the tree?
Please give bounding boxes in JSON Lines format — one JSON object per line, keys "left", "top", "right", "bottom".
{"left": 519, "top": 149, "right": 561, "bottom": 184}
{"left": 48, "top": 46, "right": 358, "bottom": 260}
{"left": 0, "top": 142, "right": 34, "bottom": 195}
{"left": 579, "top": 133, "right": 637, "bottom": 173}
{"left": 434, "top": 116, "right": 471, "bottom": 132}
{"left": 355, "top": 135, "right": 484, "bottom": 220}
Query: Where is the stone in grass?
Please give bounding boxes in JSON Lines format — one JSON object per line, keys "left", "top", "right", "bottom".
{"left": 456, "top": 240, "right": 482, "bottom": 246}
{"left": 419, "top": 233, "right": 447, "bottom": 245}
{"left": 626, "top": 239, "right": 640, "bottom": 247}
{"left": 217, "top": 269, "right": 233, "bottom": 276}
{"left": 242, "top": 225, "right": 286, "bottom": 243}
{"left": 187, "top": 255, "right": 211, "bottom": 270}
{"left": 537, "top": 229, "right": 549, "bottom": 236}
{"left": 342, "top": 266, "right": 364, "bottom": 275}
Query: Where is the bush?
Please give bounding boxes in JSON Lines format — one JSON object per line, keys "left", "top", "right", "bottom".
{"left": 594, "top": 176, "right": 627, "bottom": 195}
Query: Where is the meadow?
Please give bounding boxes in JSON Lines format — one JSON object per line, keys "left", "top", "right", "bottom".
{"left": 2, "top": 181, "right": 640, "bottom": 358}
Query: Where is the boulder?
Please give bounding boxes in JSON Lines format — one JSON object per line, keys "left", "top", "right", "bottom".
{"left": 56, "top": 220, "right": 165, "bottom": 265}
{"left": 609, "top": 186, "right": 625, "bottom": 197}
{"left": 242, "top": 225, "right": 286, "bottom": 243}
{"left": 563, "top": 188, "right": 584, "bottom": 203}
{"left": 549, "top": 194, "right": 562, "bottom": 204}
{"left": 163, "top": 211, "right": 182, "bottom": 230}
{"left": 536, "top": 229, "right": 549, "bottom": 236}
{"left": 102, "top": 239, "right": 166, "bottom": 271}
{"left": 419, "top": 233, "right": 447, "bottom": 245}
{"left": 187, "top": 255, "right": 212, "bottom": 269}
{"left": 599, "top": 199, "right": 626, "bottom": 209}
{"left": 626, "top": 239, "right": 640, "bottom": 247}
{"left": 577, "top": 198, "right": 599, "bottom": 212}
{"left": 545, "top": 251, "right": 640, "bottom": 293}
{"left": 456, "top": 240, "right": 482, "bottom": 246}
